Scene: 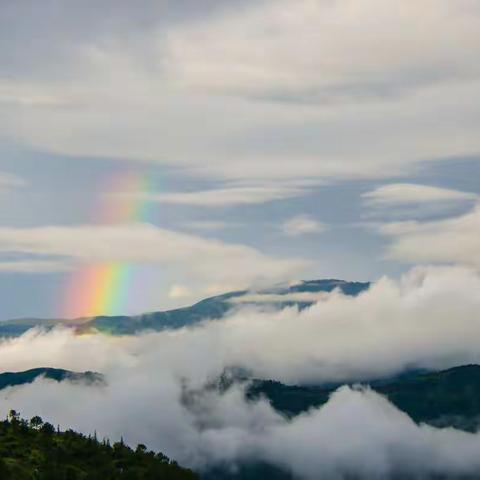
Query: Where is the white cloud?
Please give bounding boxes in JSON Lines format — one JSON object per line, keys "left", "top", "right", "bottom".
{"left": 0, "top": 260, "right": 71, "bottom": 273}
{"left": 0, "top": 172, "right": 27, "bottom": 190}
{"left": 230, "top": 291, "right": 330, "bottom": 304}
{"left": 165, "top": 0, "right": 480, "bottom": 100}
{"left": 6, "top": 77, "right": 479, "bottom": 185}
{"left": 0, "top": 2, "right": 479, "bottom": 185}
{"left": 362, "top": 183, "right": 478, "bottom": 219}
{"left": 257, "top": 386, "right": 480, "bottom": 480}
{"left": 216, "top": 265, "right": 480, "bottom": 383}
{"left": 0, "top": 223, "right": 308, "bottom": 290}
{"left": 0, "top": 83, "right": 68, "bottom": 108}
{"left": 281, "top": 214, "right": 327, "bottom": 237}
{"left": 168, "top": 284, "right": 192, "bottom": 300}
{"left": 363, "top": 183, "right": 477, "bottom": 207}
{"left": 133, "top": 185, "right": 305, "bottom": 207}
{"left": 379, "top": 203, "right": 480, "bottom": 267}
{"left": 180, "top": 221, "right": 242, "bottom": 231}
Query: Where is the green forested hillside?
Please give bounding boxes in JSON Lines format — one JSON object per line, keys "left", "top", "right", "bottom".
{"left": 247, "top": 364, "right": 480, "bottom": 431}
{"left": 0, "top": 411, "right": 198, "bottom": 480}
{"left": 0, "top": 368, "right": 103, "bottom": 391}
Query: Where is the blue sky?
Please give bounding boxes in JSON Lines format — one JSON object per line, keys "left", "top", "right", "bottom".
{"left": 0, "top": 0, "right": 479, "bottom": 319}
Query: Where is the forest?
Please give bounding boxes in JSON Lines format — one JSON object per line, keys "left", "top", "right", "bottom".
{"left": 0, "top": 410, "right": 198, "bottom": 480}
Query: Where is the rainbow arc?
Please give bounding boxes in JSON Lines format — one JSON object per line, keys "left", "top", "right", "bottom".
{"left": 61, "top": 171, "right": 154, "bottom": 318}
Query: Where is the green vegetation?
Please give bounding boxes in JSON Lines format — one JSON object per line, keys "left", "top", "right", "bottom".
{"left": 0, "top": 410, "right": 198, "bottom": 480}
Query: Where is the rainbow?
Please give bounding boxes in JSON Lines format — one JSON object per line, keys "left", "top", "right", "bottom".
{"left": 60, "top": 171, "right": 153, "bottom": 318}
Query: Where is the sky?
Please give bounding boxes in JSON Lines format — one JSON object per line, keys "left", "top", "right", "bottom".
{"left": 0, "top": 0, "right": 479, "bottom": 319}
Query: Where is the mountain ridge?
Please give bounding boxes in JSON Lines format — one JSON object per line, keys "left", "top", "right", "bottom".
{"left": 0, "top": 279, "right": 370, "bottom": 337}
{"left": 0, "top": 368, "right": 104, "bottom": 391}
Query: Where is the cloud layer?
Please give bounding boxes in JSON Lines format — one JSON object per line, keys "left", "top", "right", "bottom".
{"left": 166, "top": 0, "right": 480, "bottom": 100}
{"left": 1, "top": 0, "right": 479, "bottom": 185}
{"left": 0, "top": 223, "right": 308, "bottom": 293}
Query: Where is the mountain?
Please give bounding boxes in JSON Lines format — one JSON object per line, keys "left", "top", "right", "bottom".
{"left": 202, "top": 365, "right": 480, "bottom": 479}
{"left": 13, "top": 364, "right": 480, "bottom": 432}
{"left": 246, "top": 364, "right": 480, "bottom": 431}
{"left": 0, "top": 279, "right": 370, "bottom": 337}
{"left": 0, "top": 368, "right": 103, "bottom": 391}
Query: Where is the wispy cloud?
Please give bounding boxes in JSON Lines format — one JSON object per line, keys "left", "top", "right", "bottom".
{"left": 0, "top": 260, "right": 71, "bottom": 273}
{"left": 363, "top": 183, "right": 477, "bottom": 207}
{"left": 165, "top": 0, "right": 480, "bottom": 101}
{"left": 281, "top": 215, "right": 327, "bottom": 237}
{"left": 130, "top": 185, "right": 306, "bottom": 207}
{"left": 0, "top": 172, "right": 27, "bottom": 190}
{"left": 378, "top": 203, "right": 480, "bottom": 267}
{"left": 230, "top": 291, "right": 330, "bottom": 304}
{"left": 0, "top": 223, "right": 308, "bottom": 291}
{"left": 180, "top": 221, "right": 242, "bottom": 231}
{"left": 362, "top": 183, "right": 478, "bottom": 219}
{"left": 0, "top": 1, "right": 479, "bottom": 186}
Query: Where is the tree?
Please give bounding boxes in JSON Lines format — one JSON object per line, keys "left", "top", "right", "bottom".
{"left": 40, "top": 422, "right": 55, "bottom": 435}
{"left": 8, "top": 409, "right": 19, "bottom": 422}
{"left": 135, "top": 444, "right": 147, "bottom": 454}
{"left": 30, "top": 415, "right": 44, "bottom": 429}
{"left": 0, "top": 411, "right": 199, "bottom": 479}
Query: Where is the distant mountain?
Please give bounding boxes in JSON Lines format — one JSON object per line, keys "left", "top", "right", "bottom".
{"left": 11, "top": 364, "right": 480, "bottom": 432}
{"left": 246, "top": 364, "right": 480, "bottom": 431}
{"left": 202, "top": 364, "right": 480, "bottom": 479}
{"left": 0, "top": 279, "right": 370, "bottom": 337}
{"left": 0, "top": 368, "right": 103, "bottom": 391}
